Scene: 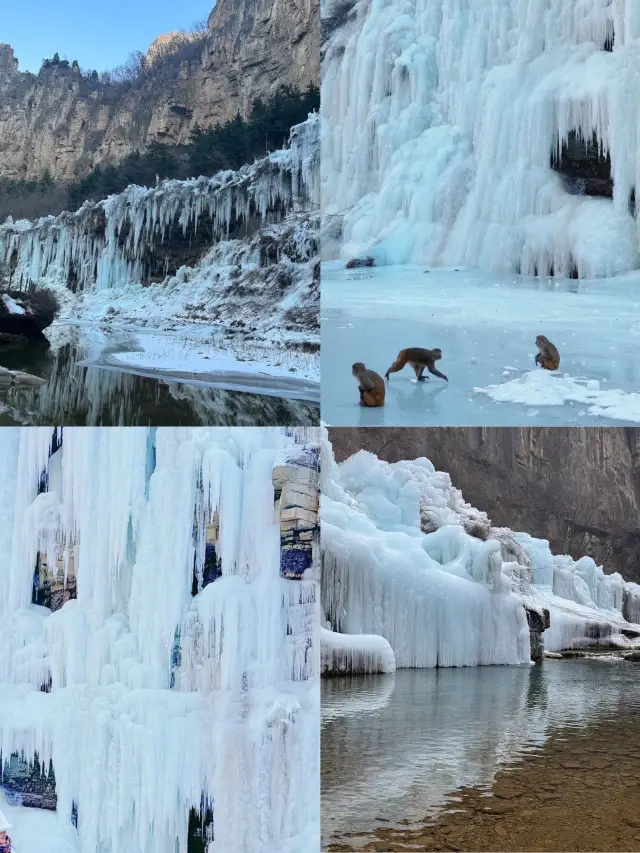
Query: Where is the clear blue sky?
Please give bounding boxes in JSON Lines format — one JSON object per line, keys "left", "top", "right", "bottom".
{"left": 2, "top": 0, "right": 215, "bottom": 73}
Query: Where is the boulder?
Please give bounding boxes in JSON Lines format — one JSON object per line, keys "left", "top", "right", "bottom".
{"left": 0, "top": 366, "right": 46, "bottom": 388}
{"left": 623, "top": 650, "right": 640, "bottom": 661}
{"left": 0, "top": 289, "right": 59, "bottom": 338}
{"left": 346, "top": 257, "right": 375, "bottom": 269}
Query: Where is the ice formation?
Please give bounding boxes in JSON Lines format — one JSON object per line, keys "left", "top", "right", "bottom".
{"left": 322, "top": 0, "right": 640, "bottom": 277}
{"left": 321, "top": 450, "right": 532, "bottom": 669}
{"left": 513, "top": 532, "right": 640, "bottom": 650}
{"left": 0, "top": 427, "right": 320, "bottom": 853}
{"left": 321, "top": 445, "right": 640, "bottom": 671}
{"left": 0, "top": 116, "right": 319, "bottom": 294}
{"left": 320, "top": 625, "right": 396, "bottom": 675}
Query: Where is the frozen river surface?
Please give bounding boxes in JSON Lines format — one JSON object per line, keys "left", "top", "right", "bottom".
{"left": 321, "top": 262, "right": 640, "bottom": 425}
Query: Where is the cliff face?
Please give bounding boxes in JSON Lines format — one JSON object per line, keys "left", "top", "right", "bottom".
{"left": 328, "top": 428, "right": 640, "bottom": 584}
{"left": 0, "top": 0, "right": 318, "bottom": 181}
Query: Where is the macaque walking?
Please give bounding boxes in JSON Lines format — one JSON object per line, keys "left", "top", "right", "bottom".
{"left": 352, "top": 362, "right": 386, "bottom": 407}
{"left": 385, "top": 347, "right": 448, "bottom": 382}
{"left": 534, "top": 335, "right": 560, "bottom": 370}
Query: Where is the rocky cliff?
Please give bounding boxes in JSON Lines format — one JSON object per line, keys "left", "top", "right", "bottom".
{"left": 0, "top": 0, "right": 318, "bottom": 181}
{"left": 328, "top": 428, "right": 640, "bottom": 584}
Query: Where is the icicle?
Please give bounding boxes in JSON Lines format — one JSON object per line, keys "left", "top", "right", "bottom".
{"left": 322, "top": 447, "right": 640, "bottom": 669}
{"left": 0, "top": 427, "right": 321, "bottom": 853}
{"left": 323, "top": 0, "right": 640, "bottom": 276}
{"left": 0, "top": 116, "right": 319, "bottom": 294}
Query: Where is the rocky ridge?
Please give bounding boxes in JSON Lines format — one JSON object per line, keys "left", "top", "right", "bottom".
{"left": 0, "top": 0, "right": 319, "bottom": 180}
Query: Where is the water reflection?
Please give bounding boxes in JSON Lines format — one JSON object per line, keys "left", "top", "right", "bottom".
{"left": 0, "top": 338, "right": 319, "bottom": 426}
{"left": 321, "top": 660, "right": 640, "bottom": 848}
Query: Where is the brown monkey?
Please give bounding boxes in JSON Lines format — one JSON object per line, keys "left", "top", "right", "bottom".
{"left": 352, "top": 362, "right": 386, "bottom": 407}
{"left": 385, "top": 347, "right": 448, "bottom": 382}
{"left": 534, "top": 335, "right": 560, "bottom": 370}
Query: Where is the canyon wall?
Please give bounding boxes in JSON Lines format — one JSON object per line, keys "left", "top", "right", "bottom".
{"left": 328, "top": 428, "right": 640, "bottom": 584}
{"left": 0, "top": 0, "right": 318, "bottom": 181}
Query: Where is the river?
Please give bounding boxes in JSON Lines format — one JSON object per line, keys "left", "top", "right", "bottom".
{"left": 0, "top": 326, "right": 319, "bottom": 426}
{"left": 322, "top": 658, "right": 640, "bottom": 851}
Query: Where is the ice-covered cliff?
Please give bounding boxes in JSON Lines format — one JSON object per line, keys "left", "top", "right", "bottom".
{"left": 321, "top": 447, "right": 640, "bottom": 673}
{"left": 0, "top": 116, "right": 318, "bottom": 293}
{"left": 0, "top": 427, "right": 320, "bottom": 853}
{"left": 0, "top": 117, "right": 319, "bottom": 355}
{"left": 322, "top": 0, "right": 640, "bottom": 277}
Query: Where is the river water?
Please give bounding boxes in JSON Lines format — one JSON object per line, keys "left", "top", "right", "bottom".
{"left": 322, "top": 659, "right": 640, "bottom": 851}
{"left": 0, "top": 327, "right": 319, "bottom": 426}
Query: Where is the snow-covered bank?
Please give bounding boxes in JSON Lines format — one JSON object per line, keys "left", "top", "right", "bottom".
{"left": 67, "top": 325, "right": 320, "bottom": 395}
{"left": 0, "top": 428, "right": 321, "bottom": 853}
{"left": 0, "top": 330, "right": 319, "bottom": 427}
{"left": 322, "top": 0, "right": 640, "bottom": 278}
{"left": 0, "top": 119, "right": 319, "bottom": 382}
{"left": 320, "top": 444, "right": 640, "bottom": 672}
{"left": 321, "top": 262, "right": 640, "bottom": 426}
{"left": 58, "top": 214, "right": 320, "bottom": 363}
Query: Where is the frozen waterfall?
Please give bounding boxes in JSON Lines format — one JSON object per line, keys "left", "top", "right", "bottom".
{"left": 322, "top": 0, "right": 640, "bottom": 277}
{"left": 320, "top": 446, "right": 640, "bottom": 671}
{"left": 0, "top": 427, "right": 320, "bottom": 853}
{"left": 0, "top": 115, "right": 319, "bottom": 294}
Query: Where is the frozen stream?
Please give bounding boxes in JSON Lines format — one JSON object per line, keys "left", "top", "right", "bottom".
{"left": 321, "top": 262, "right": 640, "bottom": 426}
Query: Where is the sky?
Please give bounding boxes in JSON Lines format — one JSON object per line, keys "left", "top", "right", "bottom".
{"left": 2, "top": 0, "right": 215, "bottom": 73}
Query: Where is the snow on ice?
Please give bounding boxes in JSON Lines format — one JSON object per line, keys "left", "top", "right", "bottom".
{"left": 320, "top": 444, "right": 640, "bottom": 671}
{"left": 0, "top": 427, "right": 320, "bottom": 853}
{"left": 323, "top": 0, "right": 640, "bottom": 278}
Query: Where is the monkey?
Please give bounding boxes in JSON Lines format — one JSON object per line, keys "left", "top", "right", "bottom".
{"left": 534, "top": 335, "right": 560, "bottom": 370}
{"left": 385, "top": 347, "right": 448, "bottom": 382}
{"left": 352, "top": 362, "right": 386, "bottom": 407}
{"left": 346, "top": 257, "right": 375, "bottom": 269}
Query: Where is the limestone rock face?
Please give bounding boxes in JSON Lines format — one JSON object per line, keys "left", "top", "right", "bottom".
{"left": 0, "top": 0, "right": 319, "bottom": 181}
{"left": 328, "top": 427, "right": 640, "bottom": 583}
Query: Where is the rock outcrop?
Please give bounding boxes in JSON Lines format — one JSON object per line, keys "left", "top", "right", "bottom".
{"left": 0, "top": 365, "right": 46, "bottom": 388}
{"left": 0, "top": 0, "right": 319, "bottom": 181}
{"left": 328, "top": 428, "right": 640, "bottom": 584}
{"left": 1, "top": 755, "right": 57, "bottom": 810}
{"left": 273, "top": 442, "right": 320, "bottom": 580}
{"left": 526, "top": 606, "right": 551, "bottom": 663}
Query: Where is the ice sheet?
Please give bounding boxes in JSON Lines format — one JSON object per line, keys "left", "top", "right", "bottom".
{"left": 321, "top": 262, "right": 640, "bottom": 425}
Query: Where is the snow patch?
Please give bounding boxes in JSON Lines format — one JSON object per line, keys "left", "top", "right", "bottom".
{"left": 475, "top": 370, "right": 640, "bottom": 422}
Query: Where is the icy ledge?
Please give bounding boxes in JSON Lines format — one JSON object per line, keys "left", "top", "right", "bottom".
{"left": 320, "top": 448, "right": 640, "bottom": 672}
{"left": 0, "top": 115, "right": 319, "bottom": 294}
